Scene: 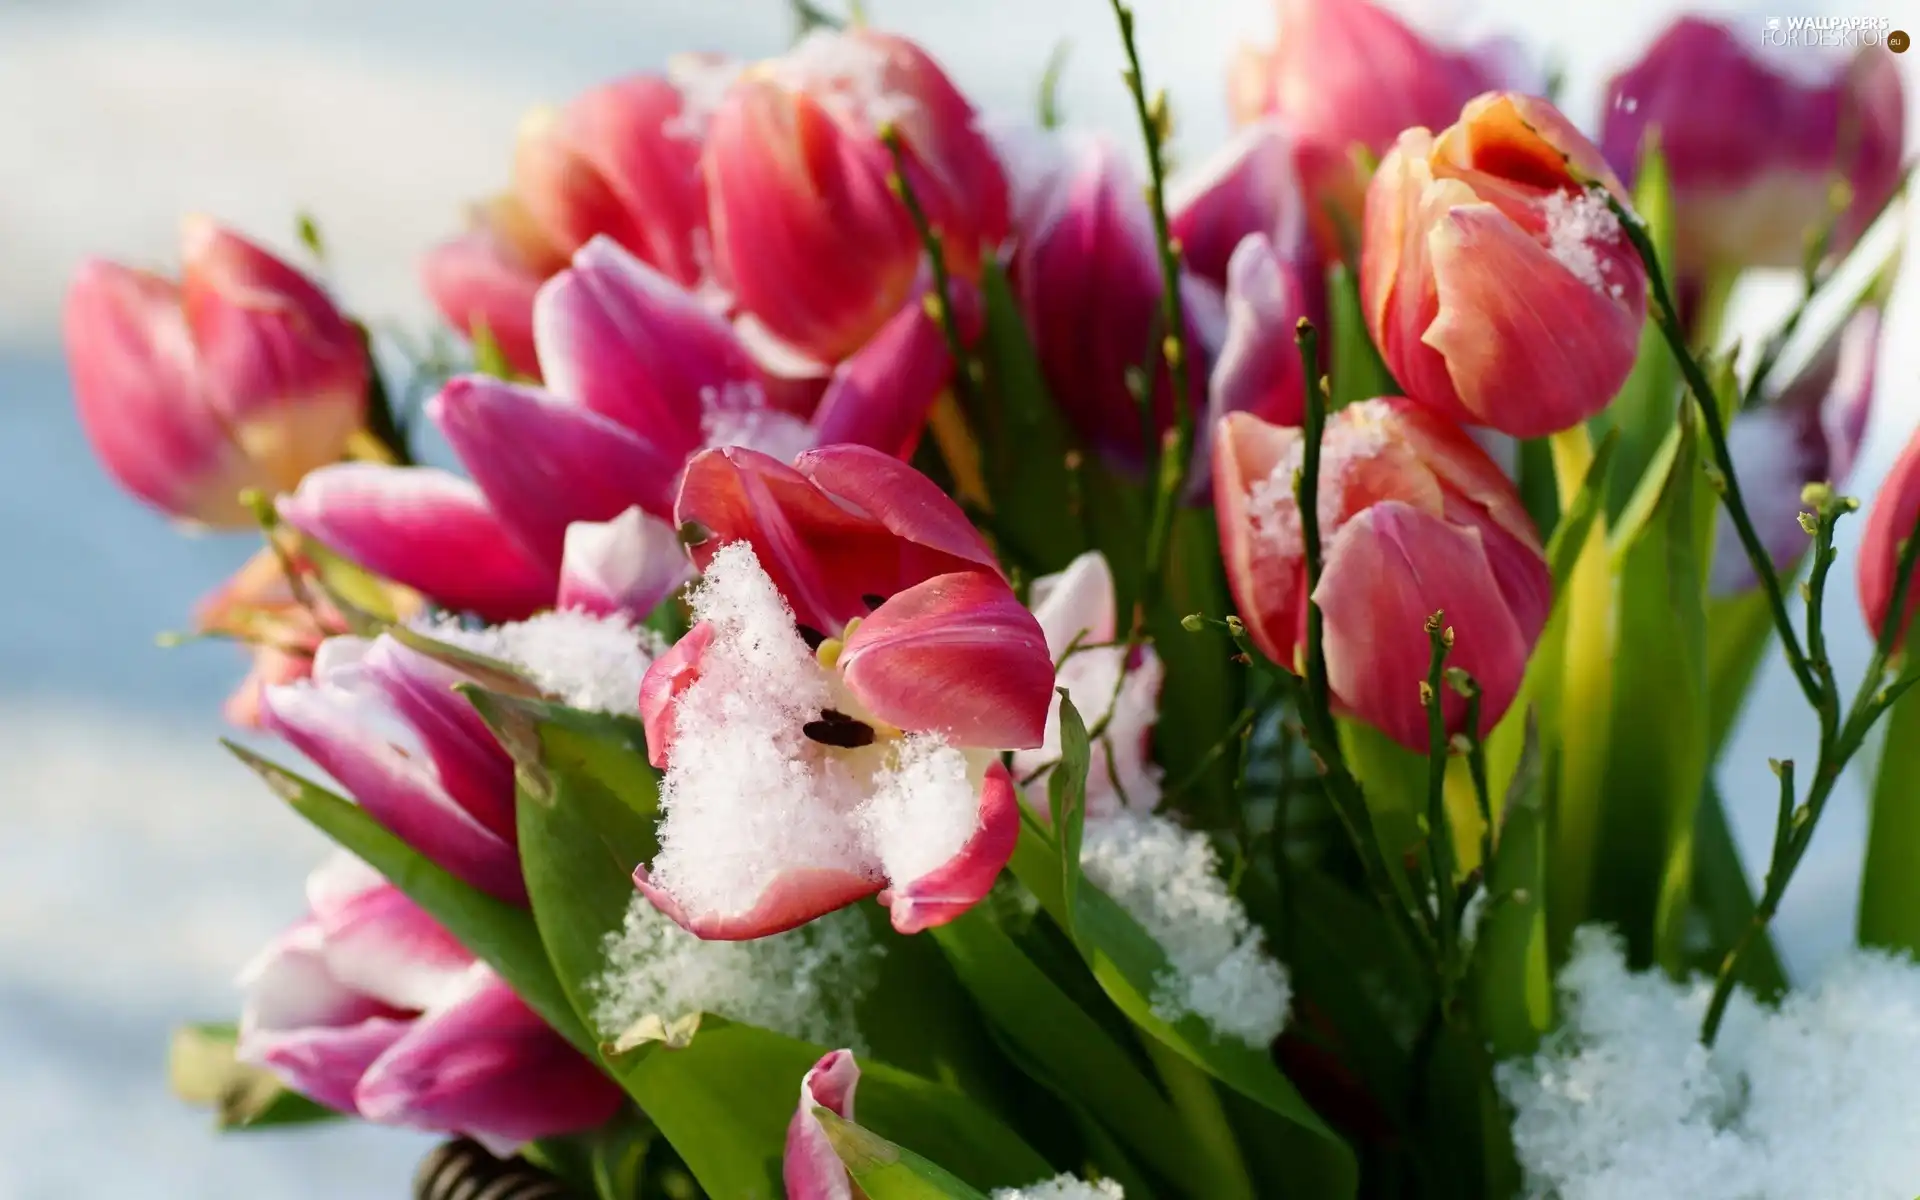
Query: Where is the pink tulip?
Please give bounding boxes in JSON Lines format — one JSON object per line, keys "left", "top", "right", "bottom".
{"left": 635, "top": 445, "right": 1054, "bottom": 938}
{"left": 1715, "top": 307, "right": 1881, "bottom": 596}
{"left": 1010, "top": 136, "right": 1221, "bottom": 471}
{"left": 558, "top": 507, "right": 696, "bottom": 620}
{"left": 1168, "top": 118, "right": 1310, "bottom": 292}
{"left": 1213, "top": 400, "right": 1550, "bottom": 751}
{"left": 194, "top": 543, "right": 363, "bottom": 730}
{"left": 261, "top": 634, "right": 525, "bottom": 902}
{"left": 1228, "top": 0, "right": 1521, "bottom": 253}
{"left": 1859, "top": 419, "right": 1920, "bottom": 651}
{"left": 285, "top": 238, "right": 955, "bottom": 622}
{"left": 237, "top": 854, "right": 622, "bottom": 1152}
{"left": 783, "top": 1049, "right": 860, "bottom": 1200}
{"left": 705, "top": 30, "right": 1007, "bottom": 364}
{"left": 1209, "top": 233, "right": 1311, "bottom": 431}
{"left": 422, "top": 63, "right": 725, "bottom": 375}
{"left": 65, "top": 217, "right": 367, "bottom": 528}
{"left": 1362, "top": 92, "right": 1648, "bottom": 439}
{"left": 1011, "top": 552, "right": 1164, "bottom": 817}
{"left": 1602, "top": 17, "right": 1906, "bottom": 274}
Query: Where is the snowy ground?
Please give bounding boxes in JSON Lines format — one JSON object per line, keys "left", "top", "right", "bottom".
{"left": 0, "top": 0, "right": 1911, "bottom": 1194}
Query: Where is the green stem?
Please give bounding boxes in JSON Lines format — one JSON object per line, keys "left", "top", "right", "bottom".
{"left": 1424, "top": 618, "right": 1459, "bottom": 983}
{"left": 1139, "top": 1038, "right": 1256, "bottom": 1200}
{"left": 880, "top": 129, "right": 980, "bottom": 411}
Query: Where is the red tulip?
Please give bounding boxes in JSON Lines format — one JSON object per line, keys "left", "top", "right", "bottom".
{"left": 65, "top": 217, "right": 367, "bottom": 528}
{"left": 635, "top": 446, "right": 1053, "bottom": 938}
{"left": 1361, "top": 92, "right": 1648, "bottom": 438}
{"left": 783, "top": 1049, "right": 860, "bottom": 1200}
{"left": 1213, "top": 400, "right": 1550, "bottom": 750}
{"left": 1228, "top": 0, "right": 1521, "bottom": 253}
{"left": 705, "top": 30, "right": 1007, "bottom": 365}
{"left": 1602, "top": 17, "right": 1906, "bottom": 274}
{"left": 1859, "top": 422, "right": 1920, "bottom": 651}
{"left": 237, "top": 855, "right": 621, "bottom": 1152}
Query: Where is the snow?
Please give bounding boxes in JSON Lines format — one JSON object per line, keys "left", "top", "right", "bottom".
{"left": 591, "top": 893, "right": 880, "bottom": 1051}
{"left": 1500, "top": 926, "right": 1920, "bottom": 1200}
{"left": 662, "top": 52, "right": 743, "bottom": 143}
{"left": 1246, "top": 400, "right": 1398, "bottom": 548}
{"left": 417, "top": 609, "right": 660, "bottom": 714}
{"left": 768, "top": 30, "right": 919, "bottom": 127}
{"left": 857, "top": 735, "right": 983, "bottom": 890}
{"left": 992, "top": 1176, "right": 1127, "bottom": 1200}
{"left": 1540, "top": 188, "right": 1624, "bottom": 294}
{"left": 698, "top": 380, "right": 817, "bottom": 462}
{"left": 1079, "top": 811, "right": 1291, "bottom": 1046}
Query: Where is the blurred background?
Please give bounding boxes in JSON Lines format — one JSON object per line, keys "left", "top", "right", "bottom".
{"left": 0, "top": 0, "right": 1909, "bottom": 1193}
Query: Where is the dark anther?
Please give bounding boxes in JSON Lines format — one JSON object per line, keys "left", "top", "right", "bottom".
{"left": 862, "top": 593, "right": 888, "bottom": 611}
{"left": 797, "top": 625, "right": 828, "bottom": 650}
{"left": 804, "top": 709, "right": 877, "bottom": 748}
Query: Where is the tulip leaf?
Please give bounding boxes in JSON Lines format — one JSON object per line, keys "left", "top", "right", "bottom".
{"left": 815, "top": 1110, "right": 992, "bottom": 1199}
{"left": 1050, "top": 692, "right": 1091, "bottom": 929}
{"left": 1470, "top": 715, "right": 1553, "bottom": 1058}
{"left": 1325, "top": 262, "right": 1396, "bottom": 410}
{"left": 222, "top": 742, "right": 593, "bottom": 1055}
{"left": 1007, "top": 818, "right": 1358, "bottom": 1197}
{"left": 969, "top": 260, "right": 1086, "bottom": 576}
{"left": 1859, "top": 685, "right": 1920, "bottom": 956}
{"left": 1593, "top": 135, "right": 1681, "bottom": 518}
{"left": 931, "top": 908, "right": 1226, "bottom": 1191}
{"left": 169, "top": 1022, "right": 342, "bottom": 1132}
{"left": 1146, "top": 505, "right": 1245, "bottom": 830}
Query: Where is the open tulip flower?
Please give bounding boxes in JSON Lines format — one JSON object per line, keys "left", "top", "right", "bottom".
{"left": 281, "top": 237, "right": 956, "bottom": 622}
{"left": 1214, "top": 400, "right": 1549, "bottom": 750}
{"left": 237, "top": 854, "right": 622, "bottom": 1152}
{"left": 1602, "top": 16, "right": 1906, "bottom": 276}
{"left": 1362, "top": 92, "right": 1649, "bottom": 439}
{"left": 636, "top": 444, "right": 1054, "bottom": 939}
{"left": 65, "top": 216, "right": 368, "bottom": 528}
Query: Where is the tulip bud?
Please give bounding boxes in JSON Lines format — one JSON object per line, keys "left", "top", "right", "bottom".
{"left": 1213, "top": 400, "right": 1550, "bottom": 750}
{"left": 1361, "top": 93, "right": 1648, "bottom": 438}
{"left": 1227, "top": 0, "right": 1522, "bottom": 253}
{"left": 705, "top": 30, "right": 1008, "bottom": 364}
{"left": 66, "top": 218, "right": 368, "bottom": 528}
{"left": 1602, "top": 17, "right": 1906, "bottom": 274}
{"left": 1859, "top": 422, "right": 1920, "bottom": 651}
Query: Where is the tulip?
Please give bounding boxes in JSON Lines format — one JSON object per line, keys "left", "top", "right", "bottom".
{"left": 705, "top": 30, "right": 1007, "bottom": 364}
{"left": 783, "top": 1049, "right": 860, "bottom": 1200}
{"left": 1227, "top": 0, "right": 1521, "bottom": 252}
{"left": 286, "top": 238, "right": 955, "bottom": 621}
{"left": 423, "top": 63, "right": 724, "bottom": 376}
{"left": 1714, "top": 307, "right": 1881, "bottom": 596}
{"left": 1010, "top": 136, "right": 1221, "bottom": 471}
{"left": 1208, "top": 233, "right": 1311, "bottom": 431}
{"left": 261, "top": 634, "right": 525, "bottom": 902}
{"left": 1362, "top": 92, "right": 1648, "bottom": 439}
{"left": 1601, "top": 17, "right": 1906, "bottom": 275}
{"left": 1859, "top": 420, "right": 1920, "bottom": 652}
{"left": 237, "top": 854, "right": 622, "bottom": 1152}
{"left": 66, "top": 217, "right": 368, "bottom": 528}
{"left": 1011, "top": 552, "right": 1164, "bottom": 817}
{"left": 195, "top": 544, "right": 344, "bottom": 729}
{"left": 1214, "top": 400, "right": 1550, "bottom": 750}
{"left": 635, "top": 445, "right": 1054, "bottom": 938}
{"left": 1167, "top": 118, "right": 1311, "bottom": 293}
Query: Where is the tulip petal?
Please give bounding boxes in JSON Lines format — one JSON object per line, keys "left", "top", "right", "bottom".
{"left": 1423, "top": 202, "right": 1644, "bottom": 438}
{"left": 419, "top": 227, "right": 548, "bottom": 378}
{"left": 559, "top": 76, "right": 712, "bottom": 287}
{"left": 311, "top": 880, "right": 479, "bottom": 1014}
{"left": 559, "top": 507, "right": 693, "bottom": 622}
{"left": 1168, "top": 119, "right": 1306, "bottom": 289}
{"left": 637, "top": 622, "right": 714, "bottom": 770}
{"left": 429, "top": 375, "right": 684, "bottom": 564}
{"left": 260, "top": 680, "right": 527, "bottom": 903}
{"left": 633, "top": 861, "right": 881, "bottom": 941}
{"left": 784, "top": 1049, "right": 860, "bottom": 1200}
{"left": 1313, "top": 501, "right": 1532, "bottom": 751}
{"left": 236, "top": 922, "right": 411, "bottom": 1114}
{"left": 1027, "top": 550, "right": 1119, "bottom": 657}
{"left": 533, "top": 236, "right": 754, "bottom": 457}
{"left": 278, "top": 464, "right": 557, "bottom": 622}
{"left": 356, "top": 970, "right": 623, "bottom": 1150}
{"left": 840, "top": 572, "right": 1054, "bottom": 750}
{"left": 795, "top": 445, "right": 1001, "bottom": 574}
{"left": 879, "top": 759, "right": 1019, "bottom": 934}
{"left": 1209, "top": 234, "right": 1309, "bottom": 430}
{"left": 806, "top": 289, "right": 964, "bottom": 458}
{"left": 1211, "top": 412, "right": 1310, "bottom": 667}
{"left": 1860, "top": 433, "right": 1920, "bottom": 650}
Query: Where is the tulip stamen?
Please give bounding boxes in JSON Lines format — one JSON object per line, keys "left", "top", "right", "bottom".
{"left": 803, "top": 709, "right": 877, "bottom": 749}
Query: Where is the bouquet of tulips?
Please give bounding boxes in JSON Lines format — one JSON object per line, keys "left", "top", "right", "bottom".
{"left": 64, "top": 1, "right": 1916, "bottom": 1196}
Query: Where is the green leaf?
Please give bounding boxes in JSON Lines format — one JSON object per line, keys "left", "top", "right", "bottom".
{"left": 1007, "top": 820, "right": 1357, "bottom": 1197}
{"left": 169, "top": 1022, "right": 342, "bottom": 1131}
{"left": 816, "top": 1110, "right": 992, "bottom": 1199}
{"left": 969, "top": 260, "right": 1085, "bottom": 575}
{"left": 1145, "top": 505, "right": 1243, "bottom": 829}
{"left": 1860, "top": 684, "right": 1920, "bottom": 955}
{"left": 223, "top": 742, "right": 592, "bottom": 1054}
{"left": 1325, "top": 263, "right": 1396, "bottom": 410}
{"left": 470, "top": 316, "right": 515, "bottom": 380}
{"left": 1471, "top": 718, "right": 1552, "bottom": 1058}
{"left": 1336, "top": 718, "right": 1426, "bottom": 866}
{"left": 931, "top": 908, "right": 1218, "bottom": 1191}
{"left": 1050, "top": 693, "right": 1091, "bottom": 929}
